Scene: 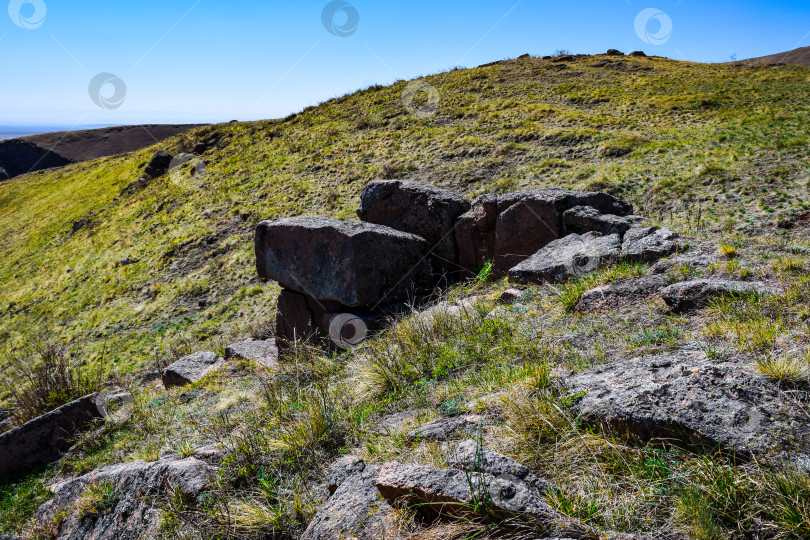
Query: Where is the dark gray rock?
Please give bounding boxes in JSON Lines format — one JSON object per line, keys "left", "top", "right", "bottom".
{"left": 448, "top": 439, "right": 555, "bottom": 493}
{"left": 406, "top": 414, "right": 485, "bottom": 442}
{"left": 456, "top": 189, "right": 632, "bottom": 276}
{"left": 576, "top": 275, "right": 666, "bottom": 312}
{"left": 0, "top": 394, "right": 102, "bottom": 481}
{"left": 660, "top": 279, "right": 780, "bottom": 312}
{"left": 563, "top": 205, "right": 632, "bottom": 236}
{"left": 255, "top": 217, "right": 431, "bottom": 307}
{"left": 34, "top": 453, "right": 217, "bottom": 540}
{"left": 162, "top": 351, "right": 224, "bottom": 388}
{"left": 565, "top": 347, "right": 810, "bottom": 464}
{"left": 499, "top": 288, "right": 526, "bottom": 305}
{"left": 302, "top": 459, "right": 393, "bottom": 539}
{"left": 224, "top": 339, "right": 279, "bottom": 368}
{"left": 509, "top": 232, "right": 621, "bottom": 285}
{"left": 327, "top": 455, "right": 366, "bottom": 495}
{"left": 143, "top": 150, "right": 173, "bottom": 178}
{"left": 0, "top": 167, "right": 9, "bottom": 181}
{"left": 649, "top": 252, "right": 719, "bottom": 275}
{"left": 375, "top": 461, "right": 578, "bottom": 532}
{"left": 358, "top": 180, "right": 470, "bottom": 275}
{"left": 621, "top": 227, "right": 679, "bottom": 262}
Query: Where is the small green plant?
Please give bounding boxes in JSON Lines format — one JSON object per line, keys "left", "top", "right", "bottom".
{"left": 75, "top": 480, "right": 119, "bottom": 519}
{"left": 718, "top": 245, "right": 738, "bottom": 259}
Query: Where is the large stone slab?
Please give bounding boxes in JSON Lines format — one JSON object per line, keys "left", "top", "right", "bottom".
{"left": 563, "top": 205, "right": 633, "bottom": 236}
{"left": 456, "top": 189, "right": 632, "bottom": 276}
{"left": 224, "top": 339, "right": 279, "bottom": 368}
{"left": 302, "top": 457, "right": 394, "bottom": 539}
{"left": 660, "top": 279, "right": 780, "bottom": 312}
{"left": 565, "top": 347, "right": 810, "bottom": 466}
{"left": 508, "top": 232, "right": 621, "bottom": 284}
{"left": 621, "top": 226, "right": 679, "bottom": 262}
{"left": 35, "top": 452, "right": 217, "bottom": 540}
{"left": 0, "top": 394, "right": 102, "bottom": 481}
{"left": 358, "top": 180, "right": 470, "bottom": 275}
{"left": 162, "top": 351, "right": 224, "bottom": 388}
{"left": 256, "top": 217, "right": 431, "bottom": 307}
{"left": 576, "top": 275, "right": 666, "bottom": 312}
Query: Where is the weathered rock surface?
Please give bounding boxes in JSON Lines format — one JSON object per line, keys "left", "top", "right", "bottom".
{"left": 565, "top": 347, "right": 810, "bottom": 465}
{"left": 375, "top": 461, "right": 575, "bottom": 531}
{"left": 509, "top": 232, "right": 621, "bottom": 284}
{"left": 256, "top": 217, "right": 431, "bottom": 307}
{"left": 660, "top": 279, "right": 780, "bottom": 312}
{"left": 407, "top": 414, "right": 486, "bottom": 441}
{"left": 649, "top": 251, "right": 718, "bottom": 275}
{"left": 162, "top": 351, "right": 224, "bottom": 388}
{"left": 448, "top": 440, "right": 555, "bottom": 493}
{"left": 0, "top": 394, "right": 102, "bottom": 481}
{"left": 622, "top": 227, "right": 679, "bottom": 262}
{"left": 302, "top": 458, "right": 394, "bottom": 540}
{"left": 576, "top": 275, "right": 666, "bottom": 312}
{"left": 456, "top": 189, "right": 632, "bottom": 276}
{"left": 499, "top": 288, "right": 526, "bottom": 305}
{"left": 563, "top": 205, "right": 632, "bottom": 236}
{"left": 35, "top": 453, "right": 217, "bottom": 540}
{"left": 224, "top": 339, "right": 279, "bottom": 368}
{"left": 143, "top": 149, "right": 173, "bottom": 178}
{"left": 358, "top": 180, "right": 471, "bottom": 275}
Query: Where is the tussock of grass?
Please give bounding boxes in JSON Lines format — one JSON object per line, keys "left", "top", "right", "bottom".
{"left": 754, "top": 353, "right": 810, "bottom": 382}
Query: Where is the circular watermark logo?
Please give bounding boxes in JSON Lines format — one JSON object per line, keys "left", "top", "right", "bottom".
{"left": 634, "top": 8, "right": 673, "bottom": 46}
{"left": 402, "top": 81, "right": 440, "bottom": 119}
{"left": 328, "top": 313, "right": 368, "bottom": 350}
{"left": 565, "top": 245, "right": 602, "bottom": 278}
{"left": 321, "top": 1, "right": 359, "bottom": 37}
{"left": 95, "top": 386, "right": 134, "bottom": 422}
{"left": 8, "top": 0, "right": 46, "bottom": 29}
{"left": 168, "top": 153, "right": 208, "bottom": 189}
{"left": 88, "top": 73, "right": 127, "bottom": 110}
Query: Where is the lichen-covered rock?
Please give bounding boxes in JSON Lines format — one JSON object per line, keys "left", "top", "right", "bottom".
{"left": 406, "top": 414, "right": 486, "bottom": 442}
{"left": 255, "top": 217, "right": 431, "bottom": 307}
{"left": 0, "top": 394, "right": 102, "bottom": 481}
{"left": 162, "top": 351, "right": 224, "bottom": 388}
{"left": 563, "top": 205, "right": 632, "bottom": 236}
{"left": 358, "top": 180, "right": 470, "bottom": 275}
{"left": 302, "top": 458, "right": 394, "bottom": 539}
{"left": 509, "top": 232, "right": 621, "bottom": 284}
{"left": 660, "top": 279, "right": 780, "bottom": 312}
{"left": 621, "top": 227, "right": 679, "bottom": 262}
{"left": 649, "top": 251, "right": 719, "bottom": 275}
{"left": 565, "top": 347, "right": 810, "bottom": 466}
{"left": 576, "top": 275, "right": 666, "bottom": 312}
{"left": 34, "top": 453, "right": 218, "bottom": 540}
{"left": 224, "top": 339, "right": 279, "bottom": 368}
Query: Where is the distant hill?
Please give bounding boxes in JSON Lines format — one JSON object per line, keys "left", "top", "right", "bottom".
{"left": 0, "top": 124, "right": 204, "bottom": 179}
{"left": 741, "top": 45, "right": 810, "bottom": 66}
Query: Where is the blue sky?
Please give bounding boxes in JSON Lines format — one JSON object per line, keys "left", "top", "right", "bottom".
{"left": 1, "top": 0, "right": 808, "bottom": 125}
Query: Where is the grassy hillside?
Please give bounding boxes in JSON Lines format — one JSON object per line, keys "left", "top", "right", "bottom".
{"left": 2, "top": 53, "right": 810, "bottom": 539}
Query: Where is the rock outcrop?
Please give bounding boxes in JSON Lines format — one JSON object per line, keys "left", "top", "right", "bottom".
{"left": 358, "top": 180, "right": 471, "bottom": 275}
{"left": 508, "top": 232, "right": 621, "bottom": 284}
{"left": 621, "top": 227, "right": 679, "bottom": 262}
{"left": 0, "top": 394, "right": 102, "bottom": 481}
{"left": 660, "top": 279, "right": 780, "bottom": 312}
{"left": 143, "top": 149, "right": 173, "bottom": 178}
{"left": 576, "top": 275, "right": 666, "bottom": 312}
{"left": 162, "top": 351, "right": 224, "bottom": 388}
{"left": 565, "top": 347, "right": 810, "bottom": 466}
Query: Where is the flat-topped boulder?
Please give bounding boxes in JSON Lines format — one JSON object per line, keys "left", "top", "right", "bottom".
{"left": 256, "top": 217, "right": 431, "bottom": 307}
{"left": 224, "top": 339, "right": 279, "bottom": 368}
{"left": 358, "top": 180, "right": 470, "bottom": 275}
{"left": 565, "top": 347, "right": 810, "bottom": 466}
{"left": 661, "top": 279, "right": 780, "bottom": 312}
{"left": 509, "top": 232, "right": 621, "bottom": 284}
{"left": 621, "top": 226, "right": 679, "bottom": 262}
{"left": 162, "top": 351, "right": 224, "bottom": 388}
{"left": 456, "top": 188, "right": 632, "bottom": 275}
{"left": 0, "top": 394, "right": 102, "bottom": 481}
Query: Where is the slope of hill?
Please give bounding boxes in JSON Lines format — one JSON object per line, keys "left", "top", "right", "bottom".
{"left": 1, "top": 53, "right": 810, "bottom": 539}
{"left": 742, "top": 45, "right": 810, "bottom": 66}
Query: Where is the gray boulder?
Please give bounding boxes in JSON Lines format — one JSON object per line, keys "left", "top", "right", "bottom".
{"left": 358, "top": 180, "right": 470, "bottom": 275}
{"left": 649, "top": 251, "right": 719, "bottom": 275}
{"left": 448, "top": 439, "right": 555, "bottom": 493}
{"left": 224, "top": 339, "right": 279, "bottom": 368}
{"left": 255, "top": 217, "right": 431, "bottom": 307}
{"left": 621, "top": 227, "right": 679, "bottom": 262}
{"left": 162, "top": 351, "right": 224, "bottom": 388}
{"left": 660, "top": 279, "right": 780, "bottom": 312}
{"left": 375, "top": 461, "right": 578, "bottom": 532}
{"left": 565, "top": 347, "right": 810, "bottom": 465}
{"left": 406, "top": 414, "right": 485, "bottom": 442}
{"left": 563, "top": 205, "right": 632, "bottom": 236}
{"left": 34, "top": 453, "right": 217, "bottom": 540}
{"left": 0, "top": 394, "right": 102, "bottom": 481}
{"left": 302, "top": 457, "right": 393, "bottom": 539}
{"left": 509, "top": 232, "right": 621, "bottom": 285}
{"left": 576, "top": 275, "right": 666, "bottom": 312}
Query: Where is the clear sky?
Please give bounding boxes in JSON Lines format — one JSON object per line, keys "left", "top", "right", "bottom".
{"left": 1, "top": 0, "right": 808, "bottom": 125}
